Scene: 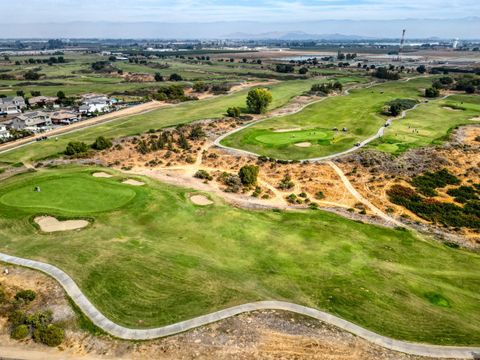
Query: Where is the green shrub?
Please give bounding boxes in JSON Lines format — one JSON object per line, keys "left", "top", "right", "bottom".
{"left": 226, "top": 107, "right": 241, "bottom": 117}
{"left": 11, "top": 325, "right": 29, "bottom": 340}
{"left": 15, "top": 290, "right": 36, "bottom": 304}
{"left": 315, "top": 191, "right": 325, "bottom": 200}
{"left": 64, "top": 141, "right": 89, "bottom": 156}
{"left": 425, "top": 87, "right": 440, "bottom": 98}
{"left": 194, "top": 170, "right": 212, "bottom": 181}
{"left": 447, "top": 186, "right": 479, "bottom": 203}
{"left": 26, "top": 310, "right": 53, "bottom": 328}
{"left": 91, "top": 136, "right": 112, "bottom": 150}
{"left": 33, "top": 324, "right": 64, "bottom": 347}
{"left": 238, "top": 165, "right": 259, "bottom": 186}
{"left": 8, "top": 310, "right": 27, "bottom": 327}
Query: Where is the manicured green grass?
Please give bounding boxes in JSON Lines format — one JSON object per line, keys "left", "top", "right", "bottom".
{"left": 0, "top": 173, "right": 136, "bottom": 214}
{"left": 0, "top": 77, "right": 363, "bottom": 164}
{"left": 369, "top": 94, "right": 480, "bottom": 154}
{"left": 0, "top": 167, "right": 479, "bottom": 345}
{"left": 221, "top": 77, "right": 433, "bottom": 160}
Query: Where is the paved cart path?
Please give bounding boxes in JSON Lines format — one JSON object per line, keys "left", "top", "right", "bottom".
{"left": 0, "top": 252, "right": 479, "bottom": 358}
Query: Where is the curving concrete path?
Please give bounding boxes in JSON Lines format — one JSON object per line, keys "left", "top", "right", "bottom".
{"left": 1, "top": 252, "right": 479, "bottom": 358}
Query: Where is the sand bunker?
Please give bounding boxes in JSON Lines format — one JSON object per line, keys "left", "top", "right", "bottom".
{"left": 35, "top": 216, "right": 89, "bottom": 233}
{"left": 190, "top": 194, "right": 213, "bottom": 206}
{"left": 442, "top": 106, "right": 462, "bottom": 112}
{"left": 294, "top": 142, "right": 312, "bottom": 148}
{"left": 92, "top": 172, "right": 113, "bottom": 178}
{"left": 122, "top": 179, "right": 145, "bottom": 186}
{"left": 273, "top": 128, "right": 302, "bottom": 133}
{"left": 470, "top": 116, "right": 480, "bottom": 121}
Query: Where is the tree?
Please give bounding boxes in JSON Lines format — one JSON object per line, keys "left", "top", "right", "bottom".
{"left": 246, "top": 88, "right": 272, "bottom": 114}
{"left": 56, "top": 91, "right": 65, "bottom": 99}
{"left": 30, "top": 91, "right": 41, "bottom": 97}
{"left": 416, "top": 65, "right": 427, "bottom": 74}
{"left": 91, "top": 136, "right": 112, "bottom": 150}
{"left": 24, "top": 70, "right": 40, "bottom": 80}
{"left": 299, "top": 67, "right": 309, "bottom": 75}
{"left": 154, "top": 72, "right": 164, "bottom": 82}
{"left": 425, "top": 87, "right": 440, "bottom": 98}
{"left": 226, "top": 107, "right": 241, "bottom": 117}
{"left": 238, "top": 165, "right": 259, "bottom": 186}
{"left": 169, "top": 73, "right": 183, "bottom": 81}
{"left": 177, "top": 133, "right": 190, "bottom": 150}
{"left": 16, "top": 90, "right": 25, "bottom": 97}
{"left": 389, "top": 103, "right": 402, "bottom": 117}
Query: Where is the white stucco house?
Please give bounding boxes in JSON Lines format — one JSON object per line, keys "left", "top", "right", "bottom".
{"left": 0, "top": 96, "right": 27, "bottom": 115}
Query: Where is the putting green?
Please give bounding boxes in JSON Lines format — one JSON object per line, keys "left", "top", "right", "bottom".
{"left": 254, "top": 129, "right": 331, "bottom": 146}
{"left": 0, "top": 174, "right": 136, "bottom": 214}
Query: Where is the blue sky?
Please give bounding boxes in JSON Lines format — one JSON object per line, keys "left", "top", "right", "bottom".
{"left": 2, "top": 0, "right": 480, "bottom": 23}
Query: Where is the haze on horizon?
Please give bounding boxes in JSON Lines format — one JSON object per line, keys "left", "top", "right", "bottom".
{"left": 1, "top": 0, "right": 479, "bottom": 39}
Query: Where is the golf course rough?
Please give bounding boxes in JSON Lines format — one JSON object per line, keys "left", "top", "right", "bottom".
{"left": 0, "top": 167, "right": 479, "bottom": 346}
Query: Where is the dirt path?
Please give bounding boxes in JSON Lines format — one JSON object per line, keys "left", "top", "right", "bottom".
{"left": 326, "top": 161, "right": 403, "bottom": 226}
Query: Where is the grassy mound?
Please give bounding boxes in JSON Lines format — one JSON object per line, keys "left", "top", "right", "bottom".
{"left": 0, "top": 167, "right": 479, "bottom": 345}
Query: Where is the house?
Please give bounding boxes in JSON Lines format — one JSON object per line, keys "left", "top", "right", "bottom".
{"left": 79, "top": 94, "right": 114, "bottom": 115}
{"left": 50, "top": 110, "right": 80, "bottom": 125}
{"left": 0, "top": 96, "right": 27, "bottom": 115}
{"left": 10, "top": 111, "right": 52, "bottom": 131}
{"left": 29, "top": 96, "right": 58, "bottom": 107}
{"left": 0, "top": 123, "right": 10, "bottom": 139}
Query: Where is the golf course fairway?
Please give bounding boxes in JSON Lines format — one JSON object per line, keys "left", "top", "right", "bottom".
{"left": 0, "top": 167, "right": 479, "bottom": 345}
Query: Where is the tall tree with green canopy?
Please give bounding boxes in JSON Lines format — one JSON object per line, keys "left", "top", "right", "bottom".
{"left": 246, "top": 88, "right": 273, "bottom": 114}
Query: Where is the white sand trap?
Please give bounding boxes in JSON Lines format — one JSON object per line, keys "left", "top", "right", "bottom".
{"left": 273, "top": 127, "right": 302, "bottom": 133}
{"left": 190, "top": 194, "right": 213, "bottom": 206}
{"left": 470, "top": 116, "right": 480, "bottom": 121}
{"left": 92, "top": 172, "right": 113, "bottom": 178}
{"left": 442, "top": 106, "right": 462, "bottom": 112}
{"left": 122, "top": 179, "right": 145, "bottom": 186}
{"left": 294, "top": 142, "right": 312, "bottom": 148}
{"left": 35, "top": 216, "right": 89, "bottom": 233}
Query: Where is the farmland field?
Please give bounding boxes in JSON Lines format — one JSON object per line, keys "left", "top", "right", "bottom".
{"left": 0, "top": 167, "right": 479, "bottom": 345}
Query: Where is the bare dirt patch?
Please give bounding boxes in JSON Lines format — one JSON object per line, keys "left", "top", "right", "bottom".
{"left": 470, "top": 116, "right": 480, "bottom": 121}
{"left": 295, "top": 142, "right": 312, "bottom": 148}
{"left": 122, "top": 179, "right": 145, "bottom": 186}
{"left": 273, "top": 127, "right": 302, "bottom": 133}
{"left": 92, "top": 171, "right": 113, "bottom": 178}
{"left": 190, "top": 194, "right": 214, "bottom": 206}
{"left": 34, "top": 216, "right": 89, "bottom": 232}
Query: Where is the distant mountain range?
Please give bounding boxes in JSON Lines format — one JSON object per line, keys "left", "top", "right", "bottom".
{"left": 225, "top": 31, "right": 372, "bottom": 40}
{"left": 0, "top": 18, "right": 478, "bottom": 39}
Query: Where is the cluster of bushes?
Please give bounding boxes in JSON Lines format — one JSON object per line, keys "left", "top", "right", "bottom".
{"left": 447, "top": 185, "right": 480, "bottom": 203}
{"left": 135, "top": 125, "right": 205, "bottom": 155}
{"left": 431, "top": 75, "right": 479, "bottom": 94}
{"left": 286, "top": 192, "right": 318, "bottom": 209}
{"left": 385, "top": 98, "right": 418, "bottom": 116}
{"left": 275, "top": 64, "right": 295, "bottom": 73}
{"left": 387, "top": 184, "right": 480, "bottom": 230}
{"left": 64, "top": 136, "right": 112, "bottom": 157}
{"left": 278, "top": 173, "right": 295, "bottom": 190}
{"left": 310, "top": 81, "right": 343, "bottom": 95}
{"left": 411, "top": 169, "right": 460, "bottom": 196}
{"left": 91, "top": 61, "right": 117, "bottom": 73}
{"left": 0, "top": 287, "right": 64, "bottom": 347}
{"left": 152, "top": 84, "right": 193, "bottom": 102}
{"left": 373, "top": 67, "right": 400, "bottom": 80}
